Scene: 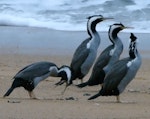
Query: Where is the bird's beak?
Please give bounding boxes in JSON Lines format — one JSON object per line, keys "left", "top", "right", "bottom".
{"left": 123, "top": 26, "right": 134, "bottom": 29}
{"left": 102, "top": 17, "right": 114, "bottom": 21}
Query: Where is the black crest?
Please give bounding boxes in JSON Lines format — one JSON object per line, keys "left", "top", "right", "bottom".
{"left": 130, "top": 33, "right": 137, "bottom": 42}
{"left": 87, "top": 15, "right": 103, "bottom": 19}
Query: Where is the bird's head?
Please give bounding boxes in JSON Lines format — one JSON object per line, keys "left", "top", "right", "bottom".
{"left": 130, "top": 33, "right": 137, "bottom": 42}
{"left": 56, "top": 65, "right": 73, "bottom": 94}
{"left": 87, "top": 15, "right": 113, "bottom": 36}
{"left": 109, "top": 23, "right": 133, "bottom": 40}
{"left": 109, "top": 23, "right": 124, "bottom": 33}
{"left": 87, "top": 15, "right": 113, "bottom": 23}
{"left": 58, "top": 65, "right": 72, "bottom": 86}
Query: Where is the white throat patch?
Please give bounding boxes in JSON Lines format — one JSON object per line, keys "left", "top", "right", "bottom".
{"left": 87, "top": 40, "right": 92, "bottom": 49}
{"left": 127, "top": 61, "right": 132, "bottom": 67}
{"left": 109, "top": 48, "right": 115, "bottom": 56}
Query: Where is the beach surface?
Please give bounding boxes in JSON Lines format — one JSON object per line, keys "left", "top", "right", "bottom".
{"left": 0, "top": 26, "right": 150, "bottom": 119}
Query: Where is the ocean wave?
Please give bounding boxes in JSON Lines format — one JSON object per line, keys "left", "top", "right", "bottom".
{"left": 0, "top": 0, "right": 149, "bottom": 33}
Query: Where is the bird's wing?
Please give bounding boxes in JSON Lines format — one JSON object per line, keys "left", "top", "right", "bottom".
{"left": 15, "top": 63, "right": 34, "bottom": 76}
{"left": 14, "top": 62, "right": 56, "bottom": 81}
{"left": 71, "top": 38, "right": 90, "bottom": 71}
{"left": 93, "top": 45, "right": 113, "bottom": 70}
{"left": 103, "top": 58, "right": 131, "bottom": 91}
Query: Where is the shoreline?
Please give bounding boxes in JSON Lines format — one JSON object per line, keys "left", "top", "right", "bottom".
{"left": 0, "top": 26, "right": 149, "bottom": 57}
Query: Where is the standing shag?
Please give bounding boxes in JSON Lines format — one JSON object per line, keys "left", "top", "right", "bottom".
{"left": 77, "top": 23, "right": 129, "bottom": 88}
{"left": 3, "top": 62, "right": 71, "bottom": 99}
{"left": 88, "top": 33, "right": 142, "bottom": 102}
{"left": 56, "top": 15, "right": 113, "bottom": 86}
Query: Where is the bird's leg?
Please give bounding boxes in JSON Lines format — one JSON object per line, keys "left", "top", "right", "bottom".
{"left": 116, "top": 96, "right": 134, "bottom": 104}
{"left": 116, "top": 96, "right": 121, "bottom": 103}
{"left": 59, "top": 80, "right": 66, "bottom": 85}
{"left": 81, "top": 79, "right": 83, "bottom": 83}
{"left": 55, "top": 80, "right": 62, "bottom": 85}
{"left": 28, "top": 91, "right": 37, "bottom": 99}
{"left": 61, "top": 84, "right": 68, "bottom": 95}
{"left": 55, "top": 79, "right": 65, "bottom": 86}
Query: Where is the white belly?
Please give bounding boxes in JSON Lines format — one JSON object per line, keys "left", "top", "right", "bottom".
{"left": 33, "top": 73, "right": 50, "bottom": 87}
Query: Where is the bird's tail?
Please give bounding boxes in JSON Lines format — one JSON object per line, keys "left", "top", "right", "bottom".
{"left": 76, "top": 82, "right": 88, "bottom": 88}
{"left": 88, "top": 92, "right": 101, "bottom": 100}
{"left": 3, "top": 87, "right": 14, "bottom": 97}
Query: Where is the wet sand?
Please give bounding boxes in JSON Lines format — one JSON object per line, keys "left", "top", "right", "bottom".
{"left": 0, "top": 26, "right": 150, "bottom": 119}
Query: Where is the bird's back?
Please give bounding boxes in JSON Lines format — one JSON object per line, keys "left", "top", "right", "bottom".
{"left": 70, "top": 38, "right": 90, "bottom": 77}
{"left": 14, "top": 62, "right": 56, "bottom": 81}
{"left": 93, "top": 45, "right": 113, "bottom": 70}
{"left": 102, "top": 57, "right": 131, "bottom": 93}
{"left": 71, "top": 38, "right": 90, "bottom": 67}
{"left": 118, "top": 53, "right": 142, "bottom": 93}
{"left": 86, "top": 45, "right": 113, "bottom": 85}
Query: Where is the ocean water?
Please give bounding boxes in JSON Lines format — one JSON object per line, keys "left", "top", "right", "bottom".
{"left": 0, "top": 0, "right": 150, "bottom": 33}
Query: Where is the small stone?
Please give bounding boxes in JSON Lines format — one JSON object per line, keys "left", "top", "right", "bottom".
{"left": 83, "top": 93, "right": 91, "bottom": 96}
{"left": 7, "top": 100, "right": 21, "bottom": 103}
{"left": 65, "top": 97, "right": 75, "bottom": 100}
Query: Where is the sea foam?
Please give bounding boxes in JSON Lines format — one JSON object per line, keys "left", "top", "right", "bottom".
{"left": 0, "top": 0, "right": 149, "bottom": 33}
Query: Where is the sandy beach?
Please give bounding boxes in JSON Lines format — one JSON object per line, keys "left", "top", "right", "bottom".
{"left": 0, "top": 26, "right": 150, "bottom": 119}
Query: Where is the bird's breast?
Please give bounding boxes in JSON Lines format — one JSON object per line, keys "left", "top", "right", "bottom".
{"left": 127, "top": 56, "right": 141, "bottom": 69}
{"left": 87, "top": 34, "right": 100, "bottom": 50}
{"left": 86, "top": 40, "right": 92, "bottom": 49}
{"left": 33, "top": 73, "right": 50, "bottom": 87}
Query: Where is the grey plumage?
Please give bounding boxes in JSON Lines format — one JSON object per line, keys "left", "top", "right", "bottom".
{"left": 77, "top": 23, "right": 127, "bottom": 88}
{"left": 70, "top": 38, "right": 91, "bottom": 80}
{"left": 88, "top": 33, "right": 142, "bottom": 102}
{"left": 4, "top": 61, "right": 71, "bottom": 98}
{"left": 69, "top": 15, "right": 113, "bottom": 84}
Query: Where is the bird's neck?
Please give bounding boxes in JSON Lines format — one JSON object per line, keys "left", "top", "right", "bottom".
{"left": 128, "top": 42, "right": 141, "bottom": 70}
{"left": 87, "top": 21, "right": 100, "bottom": 49}
{"left": 129, "top": 42, "right": 138, "bottom": 59}
{"left": 86, "top": 31, "right": 100, "bottom": 50}
{"left": 105, "top": 37, "right": 123, "bottom": 69}
{"left": 109, "top": 28, "right": 123, "bottom": 55}
{"left": 114, "top": 38, "right": 123, "bottom": 58}
{"left": 108, "top": 28, "right": 121, "bottom": 43}
{"left": 87, "top": 21, "right": 98, "bottom": 37}
{"left": 113, "top": 37, "right": 123, "bottom": 49}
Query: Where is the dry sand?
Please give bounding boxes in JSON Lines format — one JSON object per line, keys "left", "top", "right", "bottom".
{"left": 0, "top": 26, "right": 150, "bottom": 119}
